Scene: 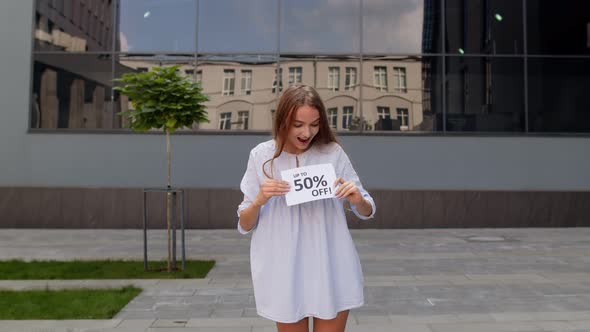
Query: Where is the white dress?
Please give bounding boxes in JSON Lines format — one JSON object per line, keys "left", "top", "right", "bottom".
{"left": 236, "top": 139, "right": 376, "bottom": 323}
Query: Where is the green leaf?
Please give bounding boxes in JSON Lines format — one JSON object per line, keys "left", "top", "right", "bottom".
{"left": 166, "top": 118, "right": 177, "bottom": 127}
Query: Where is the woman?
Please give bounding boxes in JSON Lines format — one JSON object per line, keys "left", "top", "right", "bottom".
{"left": 237, "top": 85, "right": 376, "bottom": 332}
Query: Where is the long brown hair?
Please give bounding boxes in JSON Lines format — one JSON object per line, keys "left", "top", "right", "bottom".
{"left": 263, "top": 85, "right": 338, "bottom": 178}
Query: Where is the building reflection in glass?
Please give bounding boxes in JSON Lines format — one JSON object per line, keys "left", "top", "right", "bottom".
{"left": 34, "top": 0, "right": 114, "bottom": 52}
{"left": 278, "top": 55, "right": 362, "bottom": 132}
{"left": 195, "top": 55, "right": 278, "bottom": 131}
{"left": 445, "top": 0, "right": 523, "bottom": 55}
{"left": 30, "top": 0, "right": 590, "bottom": 134}
{"left": 444, "top": 56, "right": 525, "bottom": 132}
{"left": 32, "top": 54, "right": 115, "bottom": 129}
{"left": 362, "top": 56, "right": 439, "bottom": 132}
{"left": 528, "top": 58, "right": 590, "bottom": 132}
{"left": 527, "top": 0, "right": 590, "bottom": 55}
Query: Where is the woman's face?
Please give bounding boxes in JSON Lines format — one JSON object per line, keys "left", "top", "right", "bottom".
{"left": 284, "top": 105, "right": 321, "bottom": 154}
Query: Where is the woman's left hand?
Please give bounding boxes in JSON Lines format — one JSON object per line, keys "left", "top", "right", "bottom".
{"left": 333, "top": 177, "right": 363, "bottom": 205}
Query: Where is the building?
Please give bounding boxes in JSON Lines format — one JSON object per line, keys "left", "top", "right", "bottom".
{"left": 1, "top": 0, "right": 589, "bottom": 229}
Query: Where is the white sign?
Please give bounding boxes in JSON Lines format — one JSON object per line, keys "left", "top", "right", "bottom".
{"left": 281, "top": 163, "right": 337, "bottom": 206}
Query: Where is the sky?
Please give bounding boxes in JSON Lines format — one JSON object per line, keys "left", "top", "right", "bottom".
{"left": 118, "top": 0, "right": 426, "bottom": 54}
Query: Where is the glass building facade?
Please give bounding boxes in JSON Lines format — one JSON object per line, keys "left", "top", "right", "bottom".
{"left": 31, "top": 0, "right": 590, "bottom": 134}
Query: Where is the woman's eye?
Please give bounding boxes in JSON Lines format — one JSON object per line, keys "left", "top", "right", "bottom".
{"left": 312, "top": 123, "right": 320, "bottom": 127}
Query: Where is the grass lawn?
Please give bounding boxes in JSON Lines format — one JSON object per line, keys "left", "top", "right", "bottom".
{"left": 0, "top": 286, "right": 142, "bottom": 319}
{"left": 0, "top": 259, "right": 215, "bottom": 279}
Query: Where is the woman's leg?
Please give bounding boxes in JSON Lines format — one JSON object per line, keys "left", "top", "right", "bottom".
{"left": 312, "top": 310, "right": 349, "bottom": 332}
{"left": 276, "top": 316, "right": 310, "bottom": 332}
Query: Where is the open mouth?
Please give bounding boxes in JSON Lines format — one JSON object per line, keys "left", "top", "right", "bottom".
{"left": 297, "top": 137, "right": 310, "bottom": 145}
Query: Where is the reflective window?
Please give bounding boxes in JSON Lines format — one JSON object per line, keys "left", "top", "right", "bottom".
{"left": 397, "top": 108, "right": 410, "bottom": 128}
{"left": 29, "top": 0, "right": 590, "bottom": 135}
{"left": 362, "top": 56, "right": 440, "bottom": 132}
{"left": 281, "top": 0, "right": 360, "bottom": 53}
{"left": 393, "top": 67, "right": 408, "bottom": 93}
{"left": 445, "top": 0, "right": 523, "bottom": 55}
{"left": 113, "top": 54, "right": 197, "bottom": 130}
{"left": 117, "top": 0, "right": 196, "bottom": 52}
{"left": 198, "top": 0, "right": 278, "bottom": 53}
{"left": 219, "top": 112, "right": 232, "bottom": 130}
{"left": 223, "top": 70, "right": 236, "bottom": 96}
{"left": 32, "top": 54, "right": 113, "bottom": 129}
{"left": 279, "top": 55, "right": 361, "bottom": 132}
{"left": 237, "top": 110, "right": 250, "bottom": 130}
{"left": 528, "top": 58, "right": 590, "bottom": 132}
{"left": 327, "top": 108, "right": 338, "bottom": 129}
{"left": 363, "top": 0, "right": 442, "bottom": 54}
{"left": 328, "top": 67, "right": 340, "bottom": 92}
{"left": 196, "top": 54, "right": 278, "bottom": 131}
{"left": 241, "top": 70, "right": 253, "bottom": 95}
{"left": 373, "top": 66, "right": 388, "bottom": 92}
{"left": 34, "top": 0, "right": 114, "bottom": 52}
{"left": 527, "top": 0, "right": 590, "bottom": 55}
{"left": 345, "top": 67, "right": 357, "bottom": 90}
{"left": 342, "top": 106, "right": 353, "bottom": 130}
{"left": 445, "top": 56, "right": 524, "bottom": 132}
{"left": 288, "top": 67, "right": 302, "bottom": 86}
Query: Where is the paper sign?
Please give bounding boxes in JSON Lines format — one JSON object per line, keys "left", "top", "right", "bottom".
{"left": 281, "top": 163, "right": 337, "bottom": 206}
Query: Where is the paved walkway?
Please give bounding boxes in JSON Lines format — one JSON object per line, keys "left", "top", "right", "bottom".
{"left": 1, "top": 228, "right": 590, "bottom": 331}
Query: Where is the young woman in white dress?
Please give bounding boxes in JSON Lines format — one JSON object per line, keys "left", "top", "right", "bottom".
{"left": 237, "top": 84, "right": 376, "bottom": 332}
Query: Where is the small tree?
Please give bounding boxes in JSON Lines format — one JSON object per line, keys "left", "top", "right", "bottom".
{"left": 114, "top": 65, "right": 209, "bottom": 272}
{"left": 349, "top": 116, "right": 372, "bottom": 131}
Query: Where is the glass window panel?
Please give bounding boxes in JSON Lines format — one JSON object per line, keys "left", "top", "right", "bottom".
{"left": 198, "top": 0, "right": 278, "bottom": 53}
{"left": 363, "top": 0, "right": 441, "bottom": 54}
{"left": 237, "top": 110, "right": 250, "bottom": 130}
{"left": 117, "top": 0, "right": 196, "bottom": 53}
{"left": 34, "top": 0, "right": 114, "bottom": 52}
{"left": 32, "top": 54, "right": 113, "bottom": 129}
{"left": 288, "top": 67, "right": 302, "bottom": 86}
{"left": 114, "top": 54, "right": 198, "bottom": 130}
{"left": 279, "top": 55, "right": 361, "bottom": 132}
{"left": 445, "top": 0, "right": 523, "bottom": 55}
{"left": 527, "top": 0, "right": 590, "bottom": 55}
{"left": 362, "top": 56, "right": 440, "bottom": 132}
{"left": 241, "top": 70, "right": 253, "bottom": 95}
{"left": 327, "top": 108, "right": 338, "bottom": 129}
{"left": 219, "top": 112, "right": 232, "bottom": 130}
{"left": 281, "top": 0, "right": 360, "bottom": 54}
{"left": 345, "top": 67, "right": 357, "bottom": 91}
{"left": 445, "top": 56, "right": 524, "bottom": 132}
{"left": 196, "top": 54, "right": 277, "bottom": 131}
{"left": 223, "top": 70, "right": 236, "bottom": 96}
{"left": 328, "top": 67, "right": 340, "bottom": 91}
{"left": 528, "top": 58, "right": 590, "bottom": 133}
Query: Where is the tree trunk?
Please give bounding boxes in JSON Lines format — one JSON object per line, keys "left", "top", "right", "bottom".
{"left": 166, "top": 129, "right": 172, "bottom": 272}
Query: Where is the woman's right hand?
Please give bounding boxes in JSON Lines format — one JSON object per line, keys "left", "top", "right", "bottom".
{"left": 254, "top": 179, "right": 291, "bottom": 206}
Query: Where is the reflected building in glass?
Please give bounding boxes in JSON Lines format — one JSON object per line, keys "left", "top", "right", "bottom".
{"left": 115, "top": 55, "right": 433, "bottom": 132}
{"left": 32, "top": 0, "right": 115, "bottom": 129}
{"left": 0, "top": 0, "right": 589, "bottom": 229}
{"left": 30, "top": 0, "right": 590, "bottom": 134}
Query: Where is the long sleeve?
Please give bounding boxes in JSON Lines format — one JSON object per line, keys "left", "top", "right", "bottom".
{"left": 236, "top": 150, "right": 261, "bottom": 234}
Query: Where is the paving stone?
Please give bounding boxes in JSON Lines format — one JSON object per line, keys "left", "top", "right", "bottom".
{"left": 151, "top": 319, "right": 188, "bottom": 327}
{"left": 2, "top": 228, "right": 590, "bottom": 330}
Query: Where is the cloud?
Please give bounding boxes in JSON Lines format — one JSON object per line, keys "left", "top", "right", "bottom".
{"left": 363, "top": 0, "right": 424, "bottom": 53}
{"left": 279, "top": 0, "right": 424, "bottom": 53}
{"left": 118, "top": 32, "right": 130, "bottom": 52}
